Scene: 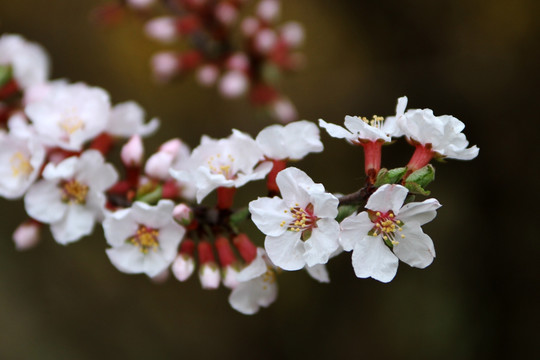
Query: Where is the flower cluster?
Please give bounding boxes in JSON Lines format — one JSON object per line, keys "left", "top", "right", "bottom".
{"left": 1, "top": 33, "right": 478, "bottom": 315}
{"left": 94, "top": 0, "right": 304, "bottom": 123}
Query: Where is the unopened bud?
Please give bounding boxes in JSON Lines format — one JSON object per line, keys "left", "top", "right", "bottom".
{"left": 257, "top": 0, "right": 280, "bottom": 22}
{"left": 226, "top": 53, "right": 249, "bottom": 72}
{"left": 13, "top": 221, "right": 40, "bottom": 251}
{"left": 218, "top": 71, "right": 248, "bottom": 98}
{"left": 199, "top": 263, "right": 221, "bottom": 289}
{"left": 145, "top": 151, "right": 174, "bottom": 179}
{"left": 172, "top": 254, "right": 195, "bottom": 281}
{"left": 272, "top": 98, "right": 297, "bottom": 123}
{"left": 144, "top": 16, "right": 178, "bottom": 43}
{"left": 215, "top": 236, "right": 237, "bottom": 267}
{"left": 222, "top": 265, "right": 240, "bottom": 289}
{"left": 241, "top": 17, "right": 259, "bottom": 37}
{"left": 159, "top": 138, "right": 183, "bottom": 156}
{"left": 151, "top": 52, "right": 179, "bottom": 82}
{"left": 173, "top": 203, "right": 193, "bottom": 225}
{"left": 127, "top": 0, "right": 156, "bottom": 10}
{"left": 215, "top": 2, "right": 238, "bottom": 26}
{"left": 280, "top": 22, "right": 304, "bottom": 48}
{"left": 196, "top": 65, "right": 219, "bottom": 86}
{"left": 121, "top": 135, "right": 144, "bottom": 167}
{"left": 254, "top": 28, "right": 277, "bottom": 54}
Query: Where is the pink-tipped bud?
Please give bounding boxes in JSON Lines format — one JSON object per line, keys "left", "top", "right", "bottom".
{"left": 121, "top": 135, "right": 144, "bottom": 167}
{"left": 13, "top": 221, "right": 41, "bottom": 251}
{"left": 145, "top": 151, "right": 174, "bottom": 180}
{"left": 159, "top": 138, "right": 183, "bottom": 156}
{"left": 280, "top": 21, "right": 304, "bottom": 48}
{"left": 199, "top": 263, "right": 220, "bottom": 289}
{"left": 254, "top": 28, "right": 277, "bottom": 54}
{"left": 172, "top": 254, "right": 195, "bottom": 282}
{"left": 173, "top": 203, "right": 193, "bottom": 225}
{"left": 127, "top": 0, "right": 156, "bottom": 10}
{"left": 222, "top": 265, "right": 240, "bottom": 289}
{"left": 218, "top": 71, "right": 248, "bottom": 98}
{"left": 215, "top": 2, "right": 238, "bottom": 26}
{"left": 196, "top": 65, "right": 219, "bottom": 86}
{"left": 241, "top": 17, "right": 260, "bottom": 37}
{"left": 233, "top": 234, "right": 257, "bottom": 263}
{"left": 257, "top": 0, "right": 280, "bottom": 22}
{"left": 272, "top": 98, "right": 297, "bottom": 123}
{"left": 151, "top": 52, "right": 179, "bottom": 82}
{"left": 145, "top": 16, "right": 178, "bottom": 43}
{"left": 226, "top": 53, "right": 250, "bottom": 72}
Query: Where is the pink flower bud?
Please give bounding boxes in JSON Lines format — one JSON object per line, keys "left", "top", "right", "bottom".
{"left": 215, "top": 2, "right": 238, "bottom": 26}
{"left": 280, "top": 21, "right": 304, "bottom": 48}
{"left": 121, "top": 135, "right": 144, "bottom": 167}
{"left": 144, "top": 16, "right": 178, "bottom": 43}
{"left": 257, "top": 0, "right": 280, "bottom": 22}
{"left": 218, "top": 71, "right": 248, "bottom": 98}
{"left": 199, "top": 263, "right": 220, "bottom": 289}
{"left": 159, "top": 138, "right": 183, "bottom": 155}
{"left": 226, "top": 53, "right": 249, "bottom": 72}
{"left": 145, "top": 151, "right": 174, "bottom": 179}
{"left": 150, "top": 52, "right": 179, "bottom": 82}
{"left": 241, "top": 17, "right": 259, "bottom": 36}
{"left": 13, "top": 221, "right": 40, "bottom": 251}
{"left": 272, "top": 98, "right": 297, "bottom": 123}
{"left": 254, "top": 28, "right": 277, "bottom": 54}
{"left": 233, "top": 234, "right": 257, "bottom": 263}
{"left": 196, "top": 65, "right": 219, "bottom": 86}
{"left": 173, "top": 203, "right": 192, "bottom": 224}
{"left": 172, "top": 254, "right": 195, "bottom": 281}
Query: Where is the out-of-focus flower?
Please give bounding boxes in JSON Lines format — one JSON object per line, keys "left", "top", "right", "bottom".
{"left": 107, "top": 101, "right": 160, "bottom": 138}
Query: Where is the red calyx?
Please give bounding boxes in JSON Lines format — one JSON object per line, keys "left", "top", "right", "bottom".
{"left": 215, "top": 236, "right": 237, "bottom": 267}
{"left": 197, "top": 241, "right": 216, "bottom": 265}
{"left": 233, "top": 233, "right": 257, "bottom": 263}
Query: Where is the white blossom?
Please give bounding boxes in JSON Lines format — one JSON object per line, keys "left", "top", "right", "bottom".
{"left": 249, "top": 167, "right": 340, "bottom": 270}
{"left": 107, "top": 101, "right": 160, "bottom": 138}
{"left": 171, "top": 130, "right": 272, "bottom": 203}
{"left": 340, "top": 184, "right": 441, "bottom": 283}
{"left": 0, "top": 34, "right": 49, "bottom": 89}
{"left": 256, "top": 120, "right": 323, "bottom": 160}
{"left": 104, "top": 199, "right": 185, "bottom": 277}
{"left": 24, "top": 150, "right": 118, "bottom": 244}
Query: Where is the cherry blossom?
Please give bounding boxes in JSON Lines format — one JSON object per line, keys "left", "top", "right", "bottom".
{"left": 249, "top": 167, "right": 340, "bottom": 270}
{"left": 104, "top": 199, "right": 185, "bottom": 277}
{"left": 24, "top": 150, "right": 118, "bottom": 244}
{"left": 339, "top": 184, "right": 441, "bottom": 283}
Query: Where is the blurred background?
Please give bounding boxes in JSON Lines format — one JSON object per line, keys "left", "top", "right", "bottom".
{"left": 0, "top": 0, "right": 537, "bottom": 359}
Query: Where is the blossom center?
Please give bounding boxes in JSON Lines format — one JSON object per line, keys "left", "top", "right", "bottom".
{"left": 358, "top": 115, "right": 385, "bottom": 129}
{"left": 10, "top": 151, "right": 33, "bottom": 178}
{"left": 207, "top": 153, "right": 236, "bottom": 179}
{"left": 280, "top": 203, "right": 318, "bottom": 235}
{"left": 128, "top": 225, "right": 160, "bottom": 254}
{"left": 369, "top": 210, "right": 405, "bottom": 246}
{"left": 59, "top": 111, "right": 85, "bottom": 135}
{"left": 262, "top": 268, "right": 276, "bottom": 290}
{"left": 60, "top": 179, "right": 89, "bottom": 204}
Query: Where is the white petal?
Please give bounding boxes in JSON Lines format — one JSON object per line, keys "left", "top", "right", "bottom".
{"left": 265, "top": 231, "right": 305, "bottom": 271}
{"left": 106, "top": 244, "right": 146, "bottom": 274}
{"left": 50, "top": 204, "right": 95, "bottom": 244}
{"left": 24, "top": 180, "right": 66, "bottom": 223}
{"left": 398, "top": 198, "right": 441, "bottom": 226}
{"left": 103, "top": 208, "right": 138, "bottom": 247}
{"left": 142, "top": 250, "right": 170, "bottom": 277}
{"left": 318, "top": 119, "right": 354, "bottom": 140}
{"left": 306, "top": 264, "right": 330, "bottom": 283}
{"left": 339, "top": 211, "right": 373, "bottom": 251}
{"left": 351, "top": 236, "right": 398, "bottom": 283}
{"left": 283, "top": 120, "right": 323, "bottom": 160}
{"left": 310, "top": 191, "right": 339, "bottom": 219}
{"left": 228, "top": 276, "right": 278, "bottom": 315}
{"left": 249, "top": 196, "right": 289, "bottom": 237}
{"left": 275, "top": 167, "right": 313, "bottom": 205}
{"left": 237, "top": 248, "right": 269, "bottom": 282}
{"left": 344, "top": 115, "right": 390, "bottom": 142}
{"left": 393, "top": 224, "right": 435, "bottom": 269}
{"left": 303, "top": 218, "right": 340, "bottom": 267}
{"left": 366, "top": 184, "right": 408, "bottom": 213}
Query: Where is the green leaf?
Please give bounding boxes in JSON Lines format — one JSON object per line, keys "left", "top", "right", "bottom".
{"left": 404, "top": 181, "right": 431, "bottom": 196}
{"left": 0, "top": 65, "right": 13, "bottom": 88}
{"left": 336, "top": 205, "right": 358, "bottom": 222}
{"left": 374, "top": 167, "right": 407, "bottom": 186}
{"left": 230, "top": 207, "right": 250, "bottom": 226}
{"left": 406, "top": 164, "right": 435, "bottom": 188}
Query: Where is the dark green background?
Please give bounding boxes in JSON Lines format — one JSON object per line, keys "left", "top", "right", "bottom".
{"left": 0, "top": 0, "right": 537, "bottom": 359}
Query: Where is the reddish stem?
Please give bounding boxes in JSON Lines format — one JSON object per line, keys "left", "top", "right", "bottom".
{"left": 361, "top": 141, "right": 383, "bottom": 183}
{"left": 217, "top": 186, "right": 236, "bottom": 209}
{"left": 266, "top": 159, "right": 287, "bottom": 195}
{"left": 406, "top": 143, "right": 434, "bottom": 174}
